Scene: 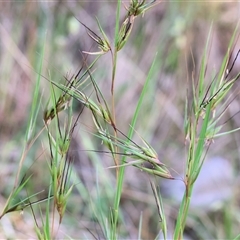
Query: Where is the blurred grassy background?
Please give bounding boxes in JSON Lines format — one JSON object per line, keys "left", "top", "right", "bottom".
{"left": 1, "top": 1, "right": 240, "bottom": 239}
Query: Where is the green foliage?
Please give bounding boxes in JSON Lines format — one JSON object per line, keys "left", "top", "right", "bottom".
{"left": 1, "top": 2, "right": 240, "bottom": 239}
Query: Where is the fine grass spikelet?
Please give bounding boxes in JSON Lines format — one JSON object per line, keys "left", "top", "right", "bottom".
{"left": 126, "top": 0, "right": 159, "bottom": 17}
{"left": 79, "top": 18, "right": 111, "bottom": 55}
{"left": 116, "top": 15, "right": 135, "bottom": 51}
{"left": 44, "top": 94, "right": 71, "bottom": 125}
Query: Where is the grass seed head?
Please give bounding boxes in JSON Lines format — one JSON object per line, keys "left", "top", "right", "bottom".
{"left": 127, "top": 0, "right": 159, "bottom": 17}
{"left": 116, "top": 15, "right": 135, "bottom": 51}
{"left": 44, "top": 95, "right": 71, "bottom": 125}
{"left": 80, "top": 20, "right": 111, "bottom": 55}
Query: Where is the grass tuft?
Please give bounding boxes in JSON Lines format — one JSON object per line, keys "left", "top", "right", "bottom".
{"left": 1, "top": 2, "right": 240, "bottom": 239}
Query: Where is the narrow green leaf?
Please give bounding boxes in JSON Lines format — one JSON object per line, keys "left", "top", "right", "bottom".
{"left": 113, "top": 52, "right": 159, "bottom": 236}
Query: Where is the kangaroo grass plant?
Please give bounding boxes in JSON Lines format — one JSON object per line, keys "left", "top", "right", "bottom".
{"left": 2, "top": 1, "right": 240, "bottom": 239}
{"left": 174, "top": 25, "right": 240, "bottom": 239}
